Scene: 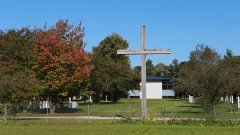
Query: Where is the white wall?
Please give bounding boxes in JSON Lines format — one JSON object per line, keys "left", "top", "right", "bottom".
{"left": 162, "top": 90, "right": 175, "bottom": 97}
{"left": 140, "top": 82, "right": 162, "bottom": 99}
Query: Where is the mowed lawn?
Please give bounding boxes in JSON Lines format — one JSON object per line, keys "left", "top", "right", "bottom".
{"left": 1, "top": 119, "right": 240, "bottom": 135}
{"left": 17, "top": 98, "right": 240, "bottom": 119}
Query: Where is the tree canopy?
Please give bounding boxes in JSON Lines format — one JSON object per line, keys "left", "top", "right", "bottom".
{"left": 90, "top": 33, "right": 138, "bottom": 102}
{"left": 0, "top": 28, "right": 38, "bottom": 110}
{"left": 174, "top": 45, "right": 240, "bottom": 111}
{"left": 33, "top": 19, "right": 93, "bottom": 112}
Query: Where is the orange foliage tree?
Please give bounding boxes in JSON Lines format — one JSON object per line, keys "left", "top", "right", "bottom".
{"left": 33, "top": 19, "right": 93, "bottom": 112}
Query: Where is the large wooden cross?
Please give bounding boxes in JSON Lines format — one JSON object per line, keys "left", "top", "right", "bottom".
{"left": 117, "top": 25, "right": 171, "bottom": 119}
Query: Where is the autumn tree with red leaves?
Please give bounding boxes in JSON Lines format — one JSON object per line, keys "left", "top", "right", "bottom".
{"left": 33, "top": 19, "right": 93, "bottom": 112}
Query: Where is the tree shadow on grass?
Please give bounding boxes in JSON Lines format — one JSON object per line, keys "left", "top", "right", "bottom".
{"left": 98, "top": 102, "right": 118, "bottom": 105}
{"left": 177, "top": 105, "right": 201, "bottom": 108}
{"left": 27, "top": 109, "right": 48, "bottom": 114}
{"left": 28, "top": 108, "right": 83, "bottom": 114}
{"left": 158, "top": 110, "right": 203, "bottom": 114}
{"left": 54, "top": 108, "right": 83, "bottom": 113}
{"left": 167, "top": 99, "right": 187, "bottom": 102}
{"left": 78, "top": 102, "right": 118, "bottom": 106}
{"left": 177, "top": 111, "right": 203, "bottom": 114}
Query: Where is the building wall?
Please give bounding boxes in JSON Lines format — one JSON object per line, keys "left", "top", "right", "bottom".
{"left": 140, "top": 82, "right": 162, "bottom": 99}
{"left": 129, "top": 90, "right": 140, "bottom": 98}
{"left": 162, "top": 90, "right": 175, "bottom": 97}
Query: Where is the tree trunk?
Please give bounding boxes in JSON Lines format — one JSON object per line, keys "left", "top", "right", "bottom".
{"left": 48, "top": 99, "right": 56, "bottom": 113}
{"left": 49, "top": 103, "right": 56, "bottom": 113}
{"left": 112, "top": 94, "right": 119, "bottom": 103}
{"left": 92, "top": 95, "right": 100, "bottom": 103}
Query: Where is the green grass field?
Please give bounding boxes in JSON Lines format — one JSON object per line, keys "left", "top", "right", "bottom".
{"left": 1, "top": 119, "right": 240, "bottom": 135}
{"left": 2, "top": 99, "right": 240, "bottom": 135}
{"left": 16, "top": 98, "right": 240, "bottom": 119}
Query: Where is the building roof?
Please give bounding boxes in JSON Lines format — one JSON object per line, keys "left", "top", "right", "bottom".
{"left": 146, "top": 76, "right": 171, "bottom": 82}
{"left": 136, "top": 76, "right": 171, "bottom": 82}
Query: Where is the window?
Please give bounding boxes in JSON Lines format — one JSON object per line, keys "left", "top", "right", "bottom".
{"left": 162, "top": 81, "right": 173, "bottom": 90}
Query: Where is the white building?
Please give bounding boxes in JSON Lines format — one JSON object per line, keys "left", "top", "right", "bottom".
{"left": 129, "top": 76, "right": 175, "bottom": 99}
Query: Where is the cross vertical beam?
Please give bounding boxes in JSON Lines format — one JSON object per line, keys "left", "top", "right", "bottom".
{"left": 141, "top": 25, "right": 147, "bottom": 119}
{"left": 117, "top": 25, "right": 171, "bottom": 120}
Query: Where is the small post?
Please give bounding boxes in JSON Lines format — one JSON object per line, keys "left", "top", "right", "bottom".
{"left": 68, "top": 97, "right": 72, "bottom": 109}
{"left": 4, "top": 103, "right": 7, "bottom": 124}
{"left": 231, "top": 95, "right": 234, "bottom": 104}
{"left": 105, "top": 95, "right": 108, "bottom": 102}
{"left": 128, "top": 95, "right": 131, "bottom": 118}
{"left": 89, "top": 96, "right": 92, "bottom": 103}
{"left": 46, "top": 97, "right": 49, "bottom": 124}
{"left": 213, "top": 104, "right": 216, "bottom": 118}
{"left": 33, "top": 97, "right": 36, "bottom": 110}
{"left": 237, "top": 96, "right": 240, "bottom": 109}
{"left": 87, "top": 102, "right": 90, "bottom": 123}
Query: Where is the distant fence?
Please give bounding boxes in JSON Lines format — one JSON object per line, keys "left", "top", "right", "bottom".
{"left": 1, "top": 98, "right": 240, "bottom": 124}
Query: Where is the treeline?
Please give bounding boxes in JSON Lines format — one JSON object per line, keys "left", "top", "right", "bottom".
{"left": 137, "top": 45, "right": 240, "bottom": 112}
{"left": 0, "top": 19, "right": 140, "bottom": 113}
{"left": 174, "top": 45, "right": 240, "bottom": 110}
{"left": 0, "top": 19, "right": 239, "bottom": 113}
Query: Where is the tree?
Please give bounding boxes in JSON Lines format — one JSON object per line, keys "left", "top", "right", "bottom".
{"left": 132, "top": 65, "right": 141, "bottom": 80}
{"left": 224, "top": 49, "right": 233, "bottom": 59}
{"left": 0, "top": 28, "right": 38, "bottom": 111}
{"left": 133, "top": 60, "right": 172, "bottom": 78}
{"left": 33, "top": 19, "right": 93, "bottom": 112}
{"left": 168, "top": 59, "right": 179, "bottom": 78}
{"left": 155, "top": 62, "right": 170, "bottom": 77}
{"left": 174, "top": 45, "right": 227, "bottom": 112}
{"left": 90, "top": 33, "right": 138, "bottom": 103}
{"left": 146, "top": 59, "right": 155, "bottom": 76}
{"left": 221, "top": 49, "right": 240, "bottom": 96}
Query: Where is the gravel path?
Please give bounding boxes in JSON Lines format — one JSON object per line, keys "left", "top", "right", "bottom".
{"left": 16, "top": 116, "right": 126, "bottom": 120}
{"left": 15, "top": 116, "right": 240, "bottom": 121}
{"left": 16, "top": 116, "right": 203, "bottom": 121}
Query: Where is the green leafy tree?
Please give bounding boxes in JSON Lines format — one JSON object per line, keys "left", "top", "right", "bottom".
{"left": 154, "top": 62, "right": 170, "bottom": 77}
{"left": 0, "top": 28, "right": 38, "bottom": 111}
{"left": 132, "top": 66, "right": 141, "bottom": 79}
{"left": 91, "top": 33, "right": 138, "bottom": 103}
{"left": 174, "top": 45, "right": 227, "bottom": 112}
{"left": 224, "top": 49, "right": 233, "bottom": 59}
{"left": 221, "top": 49, "right": 240, "bottom": 96}
{"left": 146, "top": 59, "right": 155, "bottom": 76}
{"left": 168, "top": 59, "right": 179, "bottom": 78}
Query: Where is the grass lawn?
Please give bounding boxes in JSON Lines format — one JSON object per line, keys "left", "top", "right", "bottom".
{"left": 1, "top": 119, "right": 240, "bottom": 135}
{"left": 16, "top": 98, "right": 240, "bottom": 119}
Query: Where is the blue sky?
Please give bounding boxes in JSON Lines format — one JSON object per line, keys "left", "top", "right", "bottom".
{"left": 1, "top": 0, "right": 239, "bottom": 67}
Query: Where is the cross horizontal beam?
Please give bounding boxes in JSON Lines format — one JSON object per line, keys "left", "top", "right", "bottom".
{"left": 117, "top": 49, "right": 171, "bottom": 55}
